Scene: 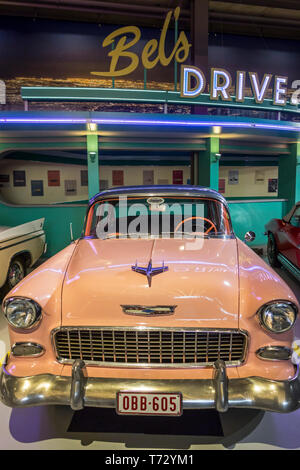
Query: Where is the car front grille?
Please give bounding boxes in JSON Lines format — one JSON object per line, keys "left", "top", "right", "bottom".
{"left": 53, "top": 327, "right": 247, "bottom": 367}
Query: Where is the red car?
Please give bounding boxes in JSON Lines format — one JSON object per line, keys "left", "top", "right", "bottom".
{"left": 265, "top": 202, "right": 300, "bottom": 280}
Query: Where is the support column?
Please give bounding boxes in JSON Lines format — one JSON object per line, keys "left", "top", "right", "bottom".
{"left": 190, "top": 151, "right": 199, "bottom": 185}
{"left": 190, "top": 0, "right": 208, "bottom": 75}
{"left": 86, "top": 132, "right": 99, "bottom": 199}
{"left": 190, "top": 0, "right": 208, "bottom": 115}
{"left": 278, "top": 142, "right": 300, "bottom": 211}
{"left": 197, "top": 137, "right": 220, "bottom": 190}
{"left": 190, "top": 152, "right": 195, "bottom": 185}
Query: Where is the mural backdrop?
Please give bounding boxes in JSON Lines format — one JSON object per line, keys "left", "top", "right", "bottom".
{"left": 0, "top": 14, "right": 299, "bottom": 111}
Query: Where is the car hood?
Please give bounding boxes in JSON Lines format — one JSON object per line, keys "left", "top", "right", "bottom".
{"left": 61, "top": 237, "right": 239, "bottom": 328}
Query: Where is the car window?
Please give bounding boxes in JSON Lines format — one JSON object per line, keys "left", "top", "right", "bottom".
{"left": 290, "top": 206, "right": 300, "bottom": 228}
{"left": 86, "top": 196, "right": 233, "bottom": 239}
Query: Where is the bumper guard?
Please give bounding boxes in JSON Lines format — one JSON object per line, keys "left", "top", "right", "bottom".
{"left": 1, "top": 358, "right": 300, "bottom": 413}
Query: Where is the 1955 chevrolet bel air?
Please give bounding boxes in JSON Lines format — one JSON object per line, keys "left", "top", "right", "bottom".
{"left": 1, "top": 185, "right": 299, "bottom": 415}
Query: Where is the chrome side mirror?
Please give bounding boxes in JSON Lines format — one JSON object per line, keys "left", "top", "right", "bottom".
{"left": 244, "top": 231, "right": 256, "bottom": 243}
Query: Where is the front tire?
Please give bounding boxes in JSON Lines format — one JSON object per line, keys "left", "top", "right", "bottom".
{"left": 267, "top": 233, "right": 281, "bottom": 268}
{"left": 5, "top": 257, "right": 26, "bottom": 290}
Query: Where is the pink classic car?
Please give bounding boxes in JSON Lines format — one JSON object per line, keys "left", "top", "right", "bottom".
{"left": 1, "top": 186, "right": 299, "bottom": 415}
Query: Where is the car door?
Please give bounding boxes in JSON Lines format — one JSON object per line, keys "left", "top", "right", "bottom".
{"left": 280, "top": 205, "right": 300, "bottom": 268}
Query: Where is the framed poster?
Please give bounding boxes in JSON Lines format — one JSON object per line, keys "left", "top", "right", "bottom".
{"left": 13, "top": 170, "right": 26, "bottom": 187}
{"left": 65, "top": 179, "right": 77, "bottom": 196}
{"left": 31, "top": 180, "right": 44, "bottom": 196}
{"left": 255, "top": 170, "right": 265, "bottom": 184}
{"left": 112, "top": 170, "right": 124, "bottom": 186}
{"left": 143, "top": 170, "right": 154, "bottom": 185}
{"left": 80, "top": 170, "right": 88, "bottom": 186}
{"left": 100, "top": 179, "right": 109, "bottom": 190}
{"left": 173, "top": 170, "right": 183, "bottom": 185}
{"left": 228, "top": 170, "right": 239, "bottom": 185}
{"left": 218, "top": 178, "right": 226, "bottom": 194}
{"left": 0, "top": 174, "right": 10, "bottom": 188}
{"left": 48, "top": 170, "right": 60, "bottom": 186}
{"left": 268, "top": 178, "right": 278, "bottom": 193}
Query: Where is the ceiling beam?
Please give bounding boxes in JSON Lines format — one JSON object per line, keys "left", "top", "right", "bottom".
{"left": 0, "top": 0, "right": 190, "bottom": 17}
{"left": 210, "top": 0, "right": 300, "bottom": 11}
{"left": 210, "top": 12, "right": 300, "bottom": 29}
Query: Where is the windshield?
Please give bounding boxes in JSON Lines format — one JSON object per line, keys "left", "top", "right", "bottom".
{"left": 85, "top": 196, "right": 233, "bottom": 240}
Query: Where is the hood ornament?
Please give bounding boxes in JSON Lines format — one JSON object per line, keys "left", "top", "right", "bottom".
{"left": 131, "top": 259, "right": 168, "bottom": 287}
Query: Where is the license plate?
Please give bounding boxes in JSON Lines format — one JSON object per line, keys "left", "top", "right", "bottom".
{"left": 116, "top": 391, "right": 182, "bottom": 416}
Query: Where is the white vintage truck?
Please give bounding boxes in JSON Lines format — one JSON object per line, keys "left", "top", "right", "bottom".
{"left": 0, "top": 218, "right": 46, "bottom": 290}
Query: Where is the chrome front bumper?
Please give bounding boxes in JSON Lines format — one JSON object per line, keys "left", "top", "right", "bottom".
{"left": 1, "top": 359, "right": 300, "bottom": 413}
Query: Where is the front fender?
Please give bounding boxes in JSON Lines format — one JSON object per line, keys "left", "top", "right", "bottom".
{"left": 2, "top": 243, "right": 78, "bottom": 377}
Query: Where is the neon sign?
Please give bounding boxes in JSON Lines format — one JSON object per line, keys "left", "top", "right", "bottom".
{"left": 91, "top": 7, "right": 191, "bottom": 78}
{"left": 180, "top": 66, "right": 297, "bottom": 106}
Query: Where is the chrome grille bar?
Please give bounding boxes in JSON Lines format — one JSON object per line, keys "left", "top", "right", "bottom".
{"left": 53, "top": 327, "right": 248, "bottom": 368}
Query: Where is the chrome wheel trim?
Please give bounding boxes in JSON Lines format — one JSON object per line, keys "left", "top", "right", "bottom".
{"left": 8, "top": 260, "right": 25, "bottom": 287}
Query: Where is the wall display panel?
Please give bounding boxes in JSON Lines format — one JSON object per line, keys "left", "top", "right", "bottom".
{"left": 268, "top": 178, "right": 278, "bottom": 193}
{"left": 218, "top": 178, "right": 226, "bottom": 194}
{"left": 48, "top": 170, "right": 60, "bottom": 187}
{"left": 255, "top": 170, "right": 265, "bottom": 184}
{"left": 65, "top": 179, "right": 77, "bottom": 196}
{"left": 143, "top": 170, "right": 154, "bottom": 185}
{"left": 228, "top": 170, "right": 239, "bottom": 185}
{"left": 173, "top": 170, "right": 183, "bottom": 185}
{"left": 81, "top": 170, "right": 88, "bottom": 186}
{"left": 112, "top": 170, "right": 124, "bottom": 186}
{"left": 31, "top": 180, "right": 44, "bottom": 196}
{"left": 13, "top": 170, "right": 26, "bottom": 187}
{"left": 0, "top": 174, "right": 9, "bottom": 188}
{"left": 100, "top": 179, "right": 109, "bottom": 190}
{"left": 219, "top": 166, "right": 278, "bottom": 198}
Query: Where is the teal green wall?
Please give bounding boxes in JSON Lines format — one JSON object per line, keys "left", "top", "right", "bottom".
{"left": 0, "top": 198, "right": 288, "bottom": 258}
{"left": 0, "top": 201, "right": 87, "bottom": 257}
{"left": 228, "top": 199, "right": 288, "bottom": 245}
{"left": 278, "top": 142, "right": 300, "bottom": 211}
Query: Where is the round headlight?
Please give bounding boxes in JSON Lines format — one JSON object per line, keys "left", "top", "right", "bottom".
{"left": 3, "top": 297, "right": 42, "bottom": 329}
{"left": 258, "top": 301, "right": 298, "bottom": 333}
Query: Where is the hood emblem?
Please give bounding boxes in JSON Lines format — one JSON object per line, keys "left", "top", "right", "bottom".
{"left": 131, "top": 259, "right": 168, "bottom": 287}
{"left": 121, "top": 305, "right": 176, "bottom": 316}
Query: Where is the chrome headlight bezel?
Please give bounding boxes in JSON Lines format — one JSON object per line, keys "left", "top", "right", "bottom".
{"left": 257, "top": 300, "right": 298, "bottom": 334}
{"left": 3, "top": 297, "right": 42, "bottom": 330}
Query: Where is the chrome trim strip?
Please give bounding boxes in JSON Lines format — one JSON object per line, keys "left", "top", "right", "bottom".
{"left": 228, "top": 199, "right": 288, "bottom": 204}
{"left": 278, "top": 254, "right": 300, "bottom": 281}
{"left": 90, "top": 188, "right": 229, "bottom": 208}
{"left": 51, "top": 326, "right": 249, "bottom": 369}
{"left": 121, "top": 305, "right": 177, "bottom": 316}
{"left": 1, "top": 365, "right": 299, "bottom": 413}
{"left": 0, "top": 233, "right": 44, "bottom": 251}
